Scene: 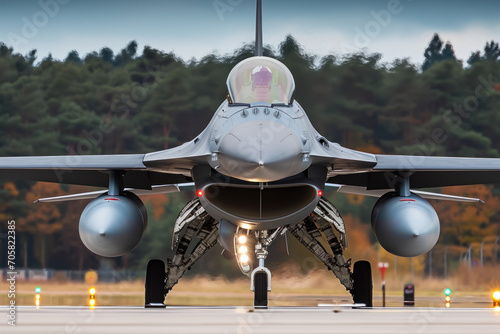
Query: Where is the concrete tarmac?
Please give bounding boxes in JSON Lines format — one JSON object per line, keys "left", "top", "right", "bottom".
{"left": 2, "top": 305, "right": 500, "bottom": 334}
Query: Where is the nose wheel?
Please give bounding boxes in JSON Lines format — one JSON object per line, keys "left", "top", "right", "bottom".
{"left": 254, "top": 272, "right": 268, "bottom": 307}
{"left": 251, "top": 266, "right": 271, "bottom": 308}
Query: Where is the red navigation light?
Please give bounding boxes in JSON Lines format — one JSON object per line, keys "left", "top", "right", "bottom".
{"left": 318, "top": 190, "right": 323, "bottom": 197}
{"left": 197, "top": 190, "right": 203, "bottom": 197}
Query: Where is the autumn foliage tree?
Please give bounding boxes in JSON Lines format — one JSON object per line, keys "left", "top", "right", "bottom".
{"left": 17, "top": 182, "right": 64, "bottom": 268}
{"left": 430, "top": 185, "right": 500, "bottom": 272}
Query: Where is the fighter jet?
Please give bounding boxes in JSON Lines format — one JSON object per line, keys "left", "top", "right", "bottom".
{"left": 2, "top": 0, "right": 500, "bottom": 308}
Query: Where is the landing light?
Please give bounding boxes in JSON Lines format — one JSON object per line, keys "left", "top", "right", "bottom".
{"left": 240, "top": 254, "right": 249, "bottom": 264}
{"left": 238, "top": 245, "right": 248, "bottom": 254}
{"left": 238, "top": 235, "right": 247, "bottom": 244}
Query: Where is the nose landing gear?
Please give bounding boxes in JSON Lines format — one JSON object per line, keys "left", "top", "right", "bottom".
{"left": 251, "top": 240, "right": 272, "bottom": 309}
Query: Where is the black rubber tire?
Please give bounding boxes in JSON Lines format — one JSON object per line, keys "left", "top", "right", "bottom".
{"left": 145, "top": 259, "right": 166, "bottom": 307}
{"left": 352, "top": 260, "right": 373, "bottom": 307}
{"left": 254, "top": 272, "right": 268, "bottom": 308}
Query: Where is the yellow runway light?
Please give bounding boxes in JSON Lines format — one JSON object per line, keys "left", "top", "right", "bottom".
{"left": 493, "top": 290, "right": 500, "bottom": 307}
{"left": 89, "top": 287, "right": 96, "bottom": 308}
{"left": 35, "top": 287, "right": 41, "bottom": 307}
{"left": 444, "top": 288, "right": 451, "bottom": 307}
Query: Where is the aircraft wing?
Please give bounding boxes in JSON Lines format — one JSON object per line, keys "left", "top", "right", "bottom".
{"left": 35, "top": 183, "right": 196, "bottom": 203}
{"left": 0, "top": 137, "right": 212, "bottom": 189}
{"left": 326, "top": 153, "right": 500, "bottom": 190}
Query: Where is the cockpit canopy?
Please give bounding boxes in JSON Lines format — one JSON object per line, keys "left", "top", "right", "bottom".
{"left": 226, "top": 56, "right": 295, "bottom": 105}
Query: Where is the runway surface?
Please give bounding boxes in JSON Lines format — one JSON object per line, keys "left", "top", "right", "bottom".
{"left": 2, "top": 305, "right": 500, "bottom": 334}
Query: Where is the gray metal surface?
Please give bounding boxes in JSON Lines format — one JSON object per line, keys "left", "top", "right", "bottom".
{"left": 334, "top": 185, "right": 484, "bottom": 203}
{"left": 79, "top": 193, "right": 147, "bottom": 257}
{"left": 375, "top": 154, "right": 500, "bottom": 170}
{"left": 36, "top": 183, "right": 194, "bottom": 203}
{"left": 3, "top": 306, "right": 499, "bottom": 334}
{"left": 255, "top": 0, "right": 263, "bottom": 56}
{"left": 371, "top": 193, "right": 440, "bottom": 257}
{"left": 0, "top": 154, "right": 146, "bottom": 169}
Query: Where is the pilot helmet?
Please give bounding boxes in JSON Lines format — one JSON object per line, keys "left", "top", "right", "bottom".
{"left": 251, "top": 65, "right": 273, "bottom": 90}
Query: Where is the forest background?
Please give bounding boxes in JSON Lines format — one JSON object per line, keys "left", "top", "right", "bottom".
{"left": 1, "top": 33, "right": 500, "bottom": 279}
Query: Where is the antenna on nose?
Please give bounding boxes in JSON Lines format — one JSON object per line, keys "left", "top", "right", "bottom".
{"left": 255, "top": 0, "right": 263, "bottom": 56}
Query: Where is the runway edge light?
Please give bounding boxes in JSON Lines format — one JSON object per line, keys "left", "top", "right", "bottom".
{"left": 35, "top": 287, "right": 41, "bottom": 307}
{"left": 444, "top": 288, "right": 451, "bottom": 308}
{"left": 89, "top": 287, "right": 96, "bottom": 307}
{"left": 492, "top": 290, "right": 500, "bottom": 308}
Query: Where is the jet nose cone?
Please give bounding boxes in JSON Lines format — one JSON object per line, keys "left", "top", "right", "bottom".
{"left": 217, "top": 120, "right": 307, "bottom": 181}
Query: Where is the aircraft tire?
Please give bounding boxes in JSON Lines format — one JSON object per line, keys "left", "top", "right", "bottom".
{"left": 145, "top": 259, "right": 166, "bottom": 308}
{"left": 352, "top": 260, "right": 373, "bottom": 307}
{"left": 254, "top": 272, "right": 268, "bottom": 309}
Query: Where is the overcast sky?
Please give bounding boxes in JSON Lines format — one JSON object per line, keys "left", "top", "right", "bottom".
{"left": 1, "top": 0, "right": 500, "bottom": 66}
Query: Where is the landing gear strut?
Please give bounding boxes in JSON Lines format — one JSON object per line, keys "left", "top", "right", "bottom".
{"left": 233, "top": 228, "right": 284, "bottom": 309}
{"left": 289, "top": 197, "right": 373, "bottom": 307}
{"left": 144, "top": 197, "right": 373, "bottom": 308}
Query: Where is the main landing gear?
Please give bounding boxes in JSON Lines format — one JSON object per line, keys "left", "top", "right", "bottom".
{"left": 352, "top": 260, "right": 373, "bottom": 307}
{"left": 288, "top": 197, "right": 373, "bottom": 306}
{"left": 144, "top": 197, "right": 373, "bottom": 308}
{"left": 145, "top": 259, "right": 166, "bottom": 308}
{"left": 145, "top": 198, "right": 219, "bottom": 308}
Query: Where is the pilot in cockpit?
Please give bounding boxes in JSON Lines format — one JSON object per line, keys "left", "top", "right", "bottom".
{"left": 251, "top": 66, "right": 273, "bottom": 90}
{"left": 226, "top": 57, "right": 295, "bottom": 105}
{"left": 251, "top": 66, "right": 273, "bottom": 102}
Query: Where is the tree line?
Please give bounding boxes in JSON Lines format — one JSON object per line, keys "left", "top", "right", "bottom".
{"left": 0, "top": 33, "right": 499, "bottom": 275}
